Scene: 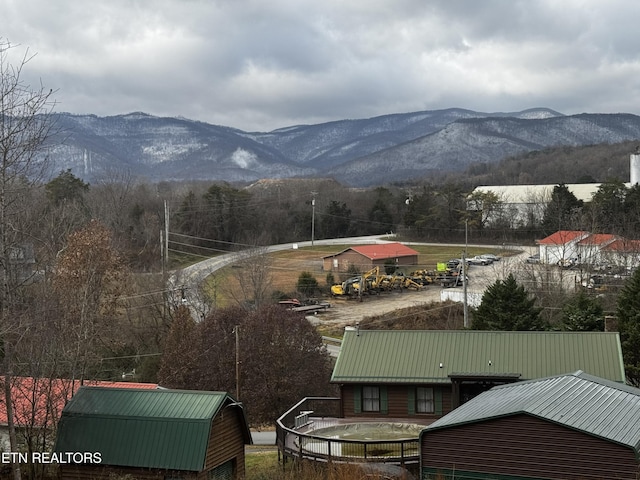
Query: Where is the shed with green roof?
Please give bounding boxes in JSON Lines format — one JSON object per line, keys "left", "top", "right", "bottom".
{"left": 331, "top": 328, "right": 625, "bottom": 420}
{"left": 420, "top": 371, "right": 640, "bottom": 480}
{"left": 54, "top": 387, "right": 252, "bottom": 480}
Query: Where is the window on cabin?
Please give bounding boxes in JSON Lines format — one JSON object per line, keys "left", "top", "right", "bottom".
{"left": 416, "top": 387, "right": 434, "bottom": 413}
{"left": 362, "top": 386, "right": 380, "bottom": 412}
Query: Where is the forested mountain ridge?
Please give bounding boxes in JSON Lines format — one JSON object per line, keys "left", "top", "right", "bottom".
{"left": 45, "top": 109, "right": 640, "bottom": 187}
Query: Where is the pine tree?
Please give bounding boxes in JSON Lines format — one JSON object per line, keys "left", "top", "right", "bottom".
{"left": 560, "top": 291, "right": 604, "bottom": 331}
{"left": 472, "top": 273, "right": 545, "bottom": 331}
{"left": 541, "top": 184, "right": 583, "bottom": 234}
{"left": 616, "top": 268, "right": 640, "bottom": 386}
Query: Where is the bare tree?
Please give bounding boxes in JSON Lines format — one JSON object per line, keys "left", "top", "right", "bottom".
{"left": 224, "top": 246, "right": 274, "bottom": 309}
{"left": 0, "top": 39, "right": 56, "bottom": 480}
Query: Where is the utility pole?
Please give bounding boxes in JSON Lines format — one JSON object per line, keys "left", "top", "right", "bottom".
{"left": 463, "top": 219, "right": 469, "bottom": 328}
{"left": 164, "top": 200, "right": 169, "bottom": 267}
{"left": 311, "top": 192, "right": 317, "bottom": 246}
{"left": 234, "top": 325, "right": 240, "bottom": 399}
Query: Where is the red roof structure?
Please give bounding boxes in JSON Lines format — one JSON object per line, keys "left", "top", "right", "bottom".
{"left": 346, "top": 242, "right": 418, "bottom": 259}
{"left": 537, "top": 230, "right": 589, "bottom": 245}
{"left": 0, "top": 376, "right": 158, "bottom": 428}
{"left": 577, "top": 233, "right": 619, "bottom": 247}
{"left": 603, "top": 238, "right": 640, "bottom": 253}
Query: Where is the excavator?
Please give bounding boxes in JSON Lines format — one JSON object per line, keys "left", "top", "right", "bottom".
{"left": 331, "top": 266, "right": 426, "bottom": 297}
{"left": 331, "top": 266, "right": 383, "bottom": 297}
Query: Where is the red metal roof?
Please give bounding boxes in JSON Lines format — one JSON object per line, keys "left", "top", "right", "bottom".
{"left": 350, "top": 242, "right": 419, "bottom": 260}
{"left": 577, "top": 233, "right": 619, "bottom": 246}
{"left": 603, "top": 238, "right": 640, "bottom": 252}
{"left": 0, "top": 376, "right": 158, "bottom": 428}
{"left": 537, "top": 230, "right": 588, "bottom": 245}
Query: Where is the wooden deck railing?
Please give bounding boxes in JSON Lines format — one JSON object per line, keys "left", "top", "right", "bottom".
{"left": 276, "top": 397, "right": 420, "bottom": 467}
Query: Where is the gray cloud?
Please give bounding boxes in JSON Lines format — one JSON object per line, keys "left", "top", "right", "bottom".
{"left": 3, "top": 0, "right": 640, "bottom": 131}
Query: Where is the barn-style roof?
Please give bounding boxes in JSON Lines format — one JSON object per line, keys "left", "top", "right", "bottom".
{"left": 331, "top": 329, "right": 625, "bottom": 384}
{"left": 422, "top": 371, "right": 640, "bottom": 454}
{"left": 323, "top": 242, "right": 418, "bottom": 260}
{"left": 54, "top": 387, "right": 251, "bottom": 471}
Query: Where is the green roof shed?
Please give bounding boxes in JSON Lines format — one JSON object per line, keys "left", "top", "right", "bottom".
{"left": 54, "top": 387, "right": 251, "bottom": 479}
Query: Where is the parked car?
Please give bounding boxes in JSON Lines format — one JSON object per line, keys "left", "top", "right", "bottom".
{"left": 526, "top": 253, "right": 540, "bottom": 264}
{"left": 479, "top": 253, "right": 501, "bottom": 262}
{"left": 469, "top": 256, "right": 492, "bottom": 266}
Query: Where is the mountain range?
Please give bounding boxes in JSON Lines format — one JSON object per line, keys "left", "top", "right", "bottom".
{"left": 46, "top": 108, "right": 640, "bottom": 187}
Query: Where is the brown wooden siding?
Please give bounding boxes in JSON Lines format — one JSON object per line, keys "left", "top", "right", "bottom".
{"left": 341, "top": 384, "right": 453, "bottom": 419}
{"left": 59, "top": 465, "right": 197, "bottom": 480}
{"left": 202, "top": 406, "right": 246, "bottom": 479}
{"left": 421, "top": 414, "right": 639, "bottom": 480}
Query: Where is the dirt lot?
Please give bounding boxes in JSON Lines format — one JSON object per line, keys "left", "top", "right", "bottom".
{"left": 304, "top": 249, "right": 534, "bottom": 333}
{"left": 192, "top": 240, "right": 533, "bottom": 333}
{"left": 309, "top": 287, "right": 442, "bottom": 330}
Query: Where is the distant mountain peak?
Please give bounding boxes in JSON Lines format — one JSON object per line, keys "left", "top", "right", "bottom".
{"left": 45, "top": 109, "right": 640, "bottom": 187}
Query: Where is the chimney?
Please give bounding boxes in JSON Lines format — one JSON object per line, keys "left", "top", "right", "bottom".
{"left": 604, "top": 315, "right": 618, "bottom": 332}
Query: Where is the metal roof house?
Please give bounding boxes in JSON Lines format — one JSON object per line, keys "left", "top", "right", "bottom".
{"left": 331, "top": 328, "right": 625, "bottom": 417}
{"left": 277, "top": 329, "right": 625, "bottom": 473}
{"left": 420, "top": 371, "right": 640, "bottom": 480}
{"left": 54, "top": 387, "right": 252, "bottom": 480}
{"left": 322, "top": 242, "right": 419, "bottom": 272}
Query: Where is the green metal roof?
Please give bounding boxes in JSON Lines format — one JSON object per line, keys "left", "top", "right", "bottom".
{"left": 331, "top": 329, "right": 625, "bottom": 384}
{"left": 422, "top": 371, "right": 640, "bottom": 454}
{"left": 54, "top": 387, "right": 244, "bottom": 471}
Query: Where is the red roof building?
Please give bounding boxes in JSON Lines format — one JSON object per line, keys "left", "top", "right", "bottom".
{"left": 536, "top": 230, "right": 640, "bottom": 269}
{"left": 322, "top": 242, "right": 419, "bottom": 272}
{"left": 0, "top": 376, "right": 158, "bottom": 452}
{"left": 536, "top": 231, "right": 590, "bottom": 265}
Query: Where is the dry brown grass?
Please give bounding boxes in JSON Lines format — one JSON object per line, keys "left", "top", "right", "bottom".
{"left": 246, "top": 455, "right": 416, "bottom": 480}
{"left": 360, "top": 300, "right": 465, "bottom": 330}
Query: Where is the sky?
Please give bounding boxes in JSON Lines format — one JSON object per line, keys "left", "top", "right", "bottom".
{"left": 4, "top": 0, "right": 640, "bottom": 132}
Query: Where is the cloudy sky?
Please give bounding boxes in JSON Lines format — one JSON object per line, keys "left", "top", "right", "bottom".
{"left": 4, "top": 0, "right": 640, "bottom": 132}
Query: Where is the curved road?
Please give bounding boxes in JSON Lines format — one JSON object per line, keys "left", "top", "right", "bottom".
{"left": 169, "top": 235, "right": 535, "bottom": 322}
{"left": 168, "top": 235, "right": 396, "bottom": 318}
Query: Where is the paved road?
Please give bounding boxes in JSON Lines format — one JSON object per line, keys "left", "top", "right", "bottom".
{"left": 250, "top": 430, "right": 276, "bottom": 445}
{"left": 168, "top": 235, "right": 397, "bottom": 319}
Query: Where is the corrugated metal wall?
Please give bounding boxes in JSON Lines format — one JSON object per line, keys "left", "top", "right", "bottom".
{"left": 421, "top": 414, "right": 638, "bottom": 480}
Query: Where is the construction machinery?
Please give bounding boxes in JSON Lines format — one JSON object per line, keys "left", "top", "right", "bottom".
{"left": 331, "top": 266, "right": 383, "bottom": 297}
{"left": 331, "top": 266, "right": 427, "bottom": 298}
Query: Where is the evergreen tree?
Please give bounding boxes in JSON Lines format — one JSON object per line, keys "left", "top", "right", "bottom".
{"left": 296, "top": 271, "right": 319, "bottom": 297}
{"left": 45, "top": 169, "right": 89, "bottom": 205}
{"left": 589, "top": 179, "right": 627, "bottom": 234}
{"left": 368, "top": 197, "right": 393, "bottom": 234}
{"left": 541, "top": 184, "right": 583, "bottom": 234}
{"left": 320, "top": 200, "right": 351, "bottom": 238}
{"left": 560, "top": 290, "right": 604, "bottom": 331}
{"left": 616, "top": 268, "right": 640, "bottom": 386}
{"left": 472, "top": 273, "right": 545, "bottom": 331}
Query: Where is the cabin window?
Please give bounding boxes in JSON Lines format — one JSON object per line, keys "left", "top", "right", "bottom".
{"left": 362, "top": 386, "right": 380, "bottom": 412}
{"left": 416, "top": 387, "right": 434, "bottom": 413}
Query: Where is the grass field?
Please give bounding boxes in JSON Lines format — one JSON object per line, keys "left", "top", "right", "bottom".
{"left": 203, "top": 243, "right": 507, "bottom": 306}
